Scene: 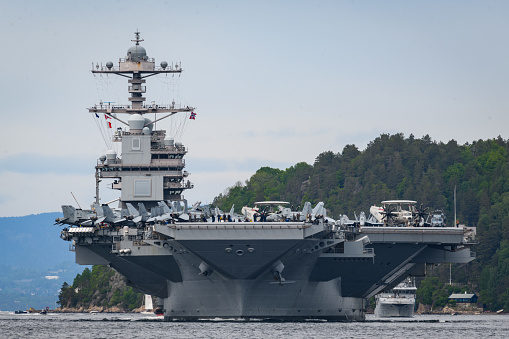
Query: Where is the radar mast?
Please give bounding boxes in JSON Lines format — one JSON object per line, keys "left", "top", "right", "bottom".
{"left": 90, "top": 32, "right": 194, "bottom": 208}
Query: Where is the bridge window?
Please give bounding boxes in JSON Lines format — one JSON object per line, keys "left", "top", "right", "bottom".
{"left": 134, "top": 179, "right": 151, "bottom": 197}
{"left": 132, "top": 138, "right": 141, "bottom": 151}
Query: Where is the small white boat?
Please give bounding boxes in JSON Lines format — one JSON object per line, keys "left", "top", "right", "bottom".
{"left": 141, "top": 294, "right": 154, "bottom": 314}
{"left": 375, "top": 278, "right": 416, "bottom": 317}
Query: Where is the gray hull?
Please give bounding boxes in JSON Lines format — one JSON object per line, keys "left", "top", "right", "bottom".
{"left": 69, "top": 224, "right": 474, "bottom": 321}
{"left": 164, "top": 280, "right": 364, "bottom": 321}
{"left": 163, "top": 238, "right": 364, "bottom": 321}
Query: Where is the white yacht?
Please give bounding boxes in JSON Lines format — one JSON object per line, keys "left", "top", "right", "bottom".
{"left": 374, "top": 278, "right": 416, "bottom": 317}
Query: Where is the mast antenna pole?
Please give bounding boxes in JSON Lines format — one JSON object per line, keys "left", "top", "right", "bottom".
{"left": 449, "top": 263, "right": 452, "bottom": 285}
{"left": 454, "top": 185, "right": 457, "bottom": 227}
{"left": 450, "top": 185, "right": 457, "bottom": 285}
{"left": 71, "top": 192, "right": 82, "bottom": 210}
{"left": 132, "top": 30, "right": 144, "bottom": 45}
{"left": 95, "top": 168, "right": 100, "bottom": 205}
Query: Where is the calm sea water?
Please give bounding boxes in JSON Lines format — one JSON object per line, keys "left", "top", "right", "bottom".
{"left": 0, "top": 312, "right": 508, "bottom": 339}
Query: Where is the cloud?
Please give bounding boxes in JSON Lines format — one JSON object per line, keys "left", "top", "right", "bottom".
{"left": 184, "top": 170, "right": 255, "bottom": 206}
{"left": 0, "top": 154, "right": 93, "bottom": 176}
{"left": 0, "top": 171, "right": 96, "bottom": 217}
{"left": 187, "top": 156, "right": 294, "bottom": 174}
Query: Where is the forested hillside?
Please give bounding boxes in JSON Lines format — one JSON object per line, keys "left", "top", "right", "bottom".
{"left": 213, "top": 133, "right": 509, "bottom": 311}
{"left": 57, "top": 265, "right": 142, "bottom": 312}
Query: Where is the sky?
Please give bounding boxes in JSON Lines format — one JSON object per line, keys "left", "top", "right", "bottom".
{"left": 1, "top": 0, "right": 509, "bottom": 217}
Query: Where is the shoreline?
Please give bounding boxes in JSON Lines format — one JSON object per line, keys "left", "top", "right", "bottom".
{"left": 49, "top": 306, "right": 148, "bottom": 314}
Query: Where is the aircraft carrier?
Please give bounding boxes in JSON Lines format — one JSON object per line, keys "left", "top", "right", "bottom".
{"left": 57, "top": 32, "right": 476, "bottom": 321}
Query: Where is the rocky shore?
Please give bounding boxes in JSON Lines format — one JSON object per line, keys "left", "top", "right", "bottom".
{"left": 51, "top": 305, "right": 148, "bottom": 313}
{"left": 416, "top": 303, "right": 485, "bottom": 315}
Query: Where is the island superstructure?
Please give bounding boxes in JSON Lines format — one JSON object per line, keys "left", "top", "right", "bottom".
{"left": 57, "top": 33, "right": 476, "bottom": 321}
{"left": 89, "top": 31, "right": 193, "bottom": 208}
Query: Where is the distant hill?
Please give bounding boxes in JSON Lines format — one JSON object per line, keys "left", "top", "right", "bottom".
{"left": 0, "top": 213, "right": 89, "bottom": 311}
{"left": 1, "top": 213, "right": 69, "bottom": 268}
